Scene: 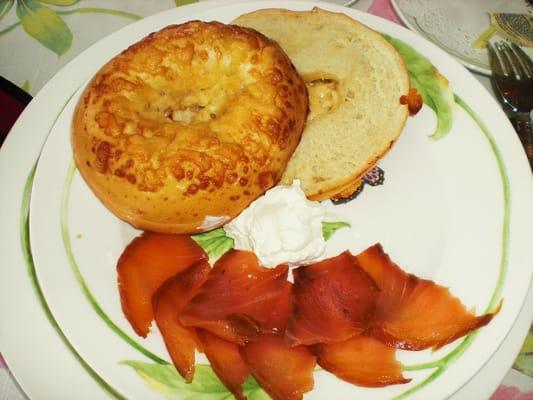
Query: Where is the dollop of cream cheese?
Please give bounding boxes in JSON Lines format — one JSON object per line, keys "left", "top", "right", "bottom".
{"left": 224, "top": 180, "right": 331, "bottom": 267}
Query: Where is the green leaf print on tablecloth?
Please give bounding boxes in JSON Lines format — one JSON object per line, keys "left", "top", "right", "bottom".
{"left": 0, "top": 0, "right": 141, "bottom": 57}
{"left": 39, "top": 0, "right": 79, "bottom": 5}
{"left": 16, "top": 0, "right": 73, "bottom": 55}
{"left": 0, "top": 0, "right": 14, "bottom": 20}
{"left": 513, "top": 328, "right": 533, "bottom": 377}
{"left": 123, "top": 361, "right": 269, "bottom": 400}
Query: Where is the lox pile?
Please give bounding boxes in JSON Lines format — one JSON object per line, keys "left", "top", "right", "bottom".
{"left": 117, "top": 233, "right": 498, "bottom": 400}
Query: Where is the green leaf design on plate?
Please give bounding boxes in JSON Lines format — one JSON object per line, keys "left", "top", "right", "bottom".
{"left": 513, "top": 327, "right": 533, "bottom": 376}
{"left": 193, "top": 220, "right": 351, "bottom": 260}
{"left": 38, "top": 0, "right": 79, "bottom": 5}
{"left": 57, "top": 7, "right": 141, "bottom": 21}
{"left": 16, "top": 0, "right": 72, "bottom": 56}
{"left": 122, "top": 361, "right": 269, "bottom": 400}
{"left": 175, "top": 0, "right": 198, "bottom": 7}
{"left": 192, "top": 227, "right": 235, "bottom": 261}
{"left": 322, "top": 221, "right": 351, "bottom": 241}
{"left": 0, "top": 0, "right": 14, "bottom": 21}
{"left": 383, "top": 34, "right": 454, "bottom": 140}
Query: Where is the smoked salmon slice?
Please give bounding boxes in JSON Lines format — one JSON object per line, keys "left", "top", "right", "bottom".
{"left": 314, "top": 334, "right": 410, "bottom": 387}
{"left": 197, "top": 330, "right": 250, "bottom": 400}
{"left": 152, "top": 259, "right": 211, "bottom": 382}
{"left": 355, "top": 244, "right": 499, "bottom": 350}
{"left": 285, "top": 251, "right": 378, "bottom": 346}
{"left": 263, "top": 282, "right": 293, "bottom": 336}
{"left": 179, "top": 250, "right": 289, "bottom": 345}
{"left": 117, "top": 232, "right": 207, "bottom": 337}
{"left": 241, "top": 335, "right": 316, "bottom": 400}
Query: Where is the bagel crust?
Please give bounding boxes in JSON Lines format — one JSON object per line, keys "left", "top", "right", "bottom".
{"left": 72, "top": 21, "right": 308, "bottom": 233}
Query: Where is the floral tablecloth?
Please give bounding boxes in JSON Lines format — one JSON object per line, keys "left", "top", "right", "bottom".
{"left": 0, "top": 0, "right": 531, "bottom": 398}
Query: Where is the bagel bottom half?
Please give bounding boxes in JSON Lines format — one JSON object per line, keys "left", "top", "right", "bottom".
{"left": 233, "top": 7, "right": 410, "bottom": 201}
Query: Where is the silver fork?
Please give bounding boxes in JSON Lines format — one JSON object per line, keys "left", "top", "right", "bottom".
{"left": 487, "top": 41, "right": 533, "bottom": 169}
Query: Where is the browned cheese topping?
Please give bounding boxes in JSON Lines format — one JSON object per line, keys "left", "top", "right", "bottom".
{"left": 79, "top": 21, "right": 307, "bottom": 196}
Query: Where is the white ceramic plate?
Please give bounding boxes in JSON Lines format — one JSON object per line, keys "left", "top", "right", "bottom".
{"left": 391, "top": 0, "right": 533, "bottom": 75}
{"left": 1, "top": 1, "right": 533, "bottom": 399}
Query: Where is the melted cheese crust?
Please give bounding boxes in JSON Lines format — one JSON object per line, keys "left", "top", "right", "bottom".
{"left": 72, "top": 21, "right": 308, "bottom": 233}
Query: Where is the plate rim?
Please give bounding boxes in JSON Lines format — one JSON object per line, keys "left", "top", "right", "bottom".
{"left": 1, "top": 0, "right": 532, "bottom": 399}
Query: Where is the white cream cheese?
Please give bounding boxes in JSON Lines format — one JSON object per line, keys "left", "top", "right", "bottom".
{"left": 224, "top": 180, "right": 333, "bottom": 267}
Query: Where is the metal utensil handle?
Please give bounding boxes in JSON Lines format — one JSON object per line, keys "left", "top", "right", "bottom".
{"left": 510, "top": 112, "right": 533, "bottom": 171}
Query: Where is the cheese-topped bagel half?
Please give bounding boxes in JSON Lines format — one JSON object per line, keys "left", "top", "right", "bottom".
{"left": 233, "top": 8, "right": 410, "bottom": 201}
{"left": 72, "top": 21, "right": 308, "bottom": 233}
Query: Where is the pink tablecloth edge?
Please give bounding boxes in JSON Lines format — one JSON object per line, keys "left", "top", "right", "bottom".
{"left": 367, "top": 0, "right": 404, "bottom": 25}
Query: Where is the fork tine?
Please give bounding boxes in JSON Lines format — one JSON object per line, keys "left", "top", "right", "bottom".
{"left": 487, "top": 42, "right": 507, "bottom": 77}
{"left": 490, "top": 42, "right": 511, "bottom": 77}
{"left": 498, "top": 42, "right": 521, "bottom": 80}
{"left": 510, "top": 43, "right": 533, "bottom": 79}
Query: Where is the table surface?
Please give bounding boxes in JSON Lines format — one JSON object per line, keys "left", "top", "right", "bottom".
{"left": 0, "top": 0, "right": 531, "bottom": 399}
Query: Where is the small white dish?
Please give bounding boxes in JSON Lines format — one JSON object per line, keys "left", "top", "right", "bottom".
{"left": 391, "top": 0, "right": 533, "bottom": 75}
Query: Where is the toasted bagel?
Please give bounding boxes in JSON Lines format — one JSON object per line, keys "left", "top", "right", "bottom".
{"left": 233, "top": 8, "right": 410, "bottom": 200}
{"left": 72, "top": 21, "right": 308, "bottom": 233}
